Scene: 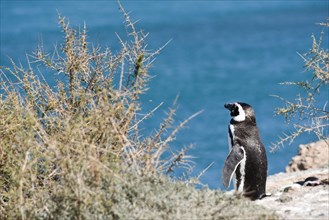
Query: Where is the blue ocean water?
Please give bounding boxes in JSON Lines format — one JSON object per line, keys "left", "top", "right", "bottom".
{"left": 1, "top": 1, "right": 328, "bottom": 189}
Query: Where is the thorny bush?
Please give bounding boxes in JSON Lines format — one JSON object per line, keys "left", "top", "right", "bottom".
{"left": 272, "top": 19, "right": 329, "bottom": 151}
{"left": 0, "top": 5, "right": 198, "bottom": 218}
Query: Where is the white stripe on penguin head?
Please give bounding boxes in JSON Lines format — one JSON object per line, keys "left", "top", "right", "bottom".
{"left": 233, "top": 103, "right": 246, "bottom": 122}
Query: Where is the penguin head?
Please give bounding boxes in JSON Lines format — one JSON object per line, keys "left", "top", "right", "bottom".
{"left": 224, "top": 102, "right": 255, "bottom": 122}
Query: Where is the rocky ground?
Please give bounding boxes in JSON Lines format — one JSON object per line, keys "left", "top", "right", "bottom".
{"left": 255, "top": 139, "right": 329, "bottom": 220}
{"left": 285, "top": 139, "right": 329, "bottom": 173}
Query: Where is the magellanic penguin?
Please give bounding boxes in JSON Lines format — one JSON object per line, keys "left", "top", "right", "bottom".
{"left": 222, "top": 102, "right": 268, "bottom": 200}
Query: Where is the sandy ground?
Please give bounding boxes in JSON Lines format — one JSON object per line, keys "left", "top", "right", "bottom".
{"left": 255, "top": 166, "right": 329, "bottom": 220}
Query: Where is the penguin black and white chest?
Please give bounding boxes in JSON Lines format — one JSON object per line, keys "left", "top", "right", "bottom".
{"left": 222, "top": 102, "right": 268, "bottom": 200}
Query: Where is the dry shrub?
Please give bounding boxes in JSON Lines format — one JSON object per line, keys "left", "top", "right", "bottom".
{"left": 272, "top": 19, "right": 329, "bottom": 151}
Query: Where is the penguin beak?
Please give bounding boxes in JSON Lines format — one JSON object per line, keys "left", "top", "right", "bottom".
{"left": 224, "top": 103, "right": 235, "bottom": 111}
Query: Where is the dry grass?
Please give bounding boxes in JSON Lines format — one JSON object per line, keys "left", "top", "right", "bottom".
{"left": 0, "top": 4, "right": 279, "bottom": 219}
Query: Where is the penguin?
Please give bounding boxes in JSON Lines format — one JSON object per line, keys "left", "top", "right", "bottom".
{"left": 222, "top": 102, "right": 268, "bottom": 200}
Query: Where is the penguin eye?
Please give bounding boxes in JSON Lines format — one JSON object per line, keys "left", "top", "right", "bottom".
{"left": 230, "top": 105, "right": 239, "bottom": 117}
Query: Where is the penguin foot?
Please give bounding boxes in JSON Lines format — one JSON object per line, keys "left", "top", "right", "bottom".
{"left": 258, "top": 193, "right": 271, "bottom": 200}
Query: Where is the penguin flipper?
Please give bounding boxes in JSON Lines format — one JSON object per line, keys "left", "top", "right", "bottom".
{"left": 222, "top": 145, "right": 246, "bottom": 189}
